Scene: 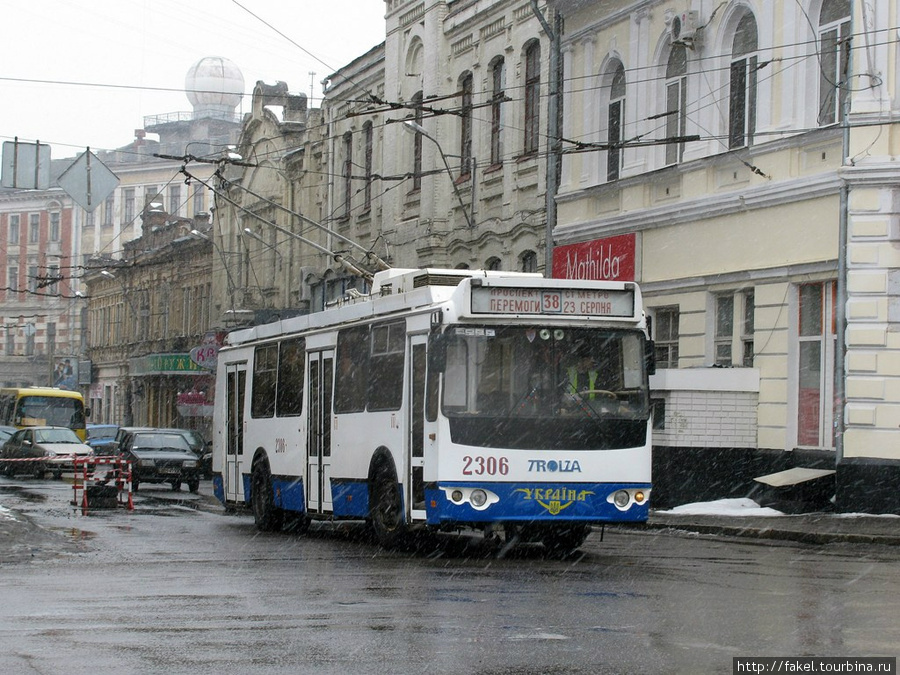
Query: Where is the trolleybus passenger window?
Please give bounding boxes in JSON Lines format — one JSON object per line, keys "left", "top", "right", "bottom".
{"left": 276, "top": 337, "right": 305, "bottom": 417}
{"left": 335, "top": 326, "right": 369, "bottom": 413}
{"left": 251, "top": 344, "right": 278, "bottom": 418}
{"left": 368, "top": 320, "right": 405, "bottom": 411}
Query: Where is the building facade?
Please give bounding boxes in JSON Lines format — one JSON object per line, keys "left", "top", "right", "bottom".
{"left": 84, "top": 209, "right": 216, "bottom": 431}
{"left": 551, "top": 0, "right": 899, "bottom": 511}
{"left": 0, "top": 179, "right": 85, "bottom": 389}
{"left": 211, "top": 0, "right": 554, "bottom": 321}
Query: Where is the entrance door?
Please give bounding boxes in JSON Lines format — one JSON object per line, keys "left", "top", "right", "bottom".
{"left": 224, "top": 362, "right": 247, "bottom": 502}
{"left": 409, "top": 335, "right": 428, "bottom": 520}
{"left": 307, "top": 350, "right": 334, "bottom": 514}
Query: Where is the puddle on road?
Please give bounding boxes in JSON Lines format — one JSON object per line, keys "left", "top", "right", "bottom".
{"left": 0, "top": 485, "right": 49, "bottom": 503}
{"left": 50, "top": 526, "right": 98, "bottom": 542}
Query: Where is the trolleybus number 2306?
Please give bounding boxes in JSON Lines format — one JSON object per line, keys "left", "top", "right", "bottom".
{"left": 212, "top": 268, "right": 654, "bottom": 554}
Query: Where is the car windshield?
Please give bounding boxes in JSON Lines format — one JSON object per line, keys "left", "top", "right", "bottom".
{"left": 16, "top": 395, "right": 85, "bottom": 427}
{"left": 87, "top": 426, "right": 117, "bottom": 440}
{"left": 131, "top": 434, "right": 193, "bottom": 452}
{"left": 33, "top": 428, "right": 81, "bottom": 444}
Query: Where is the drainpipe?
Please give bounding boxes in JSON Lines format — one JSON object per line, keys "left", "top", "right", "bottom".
{"left": 834, "top": 4, "right": 854, "bottom": 464}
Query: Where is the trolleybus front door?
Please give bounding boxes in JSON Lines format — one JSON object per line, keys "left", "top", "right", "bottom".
{"left": 409, "top": 335, "right": 430, "bottom": 520}
{"left": 307, "top": 350, "right": 334, "bottom": 514}
{"left": 224, "top": 362, "right": 247, "bottom": 503}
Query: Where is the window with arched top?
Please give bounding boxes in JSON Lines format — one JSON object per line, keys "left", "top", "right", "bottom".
{"left": 489, "top": 57, "right": 505, "bottom": 166}
{"left": 486, "top": 256, "right": 502, "bottom": 271}
{"left": 411, "top": 91, "right": 423, "bottom": 191}
{"left": 729, "top": 13, "right": 758, "bottom": 148}
{"left": 664, "top": 44, "right": 688, "bottom": 165}
{"left": 459, "top": 72, "right": 473, "bottom": 178}
{"left": 363, "top": 121, "right": 373, "bottom": 212}
{"left": 520, "top": 250, "right": 538, "bottom": 274}
{"left": 817, "top": 0, "right": 850, "bottom": 126}
{"left": 523, "top": 41, "right": 541, "bottom": 156}
{"left": 607, "top": 62, "right": 626, "bottom": 181}
{"left": 342, "top": 131, "right": 353, "bottom": 219}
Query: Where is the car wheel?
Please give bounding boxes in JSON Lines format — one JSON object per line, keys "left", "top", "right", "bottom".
{"left": 251, "top": 458, "right": 283, "bottom": 532}
{"left": 34, "top": 465, "right": 46, "bottom": 480}
{"left": 369, "top": 460, "right": 406, "bottom": 549}
{"left": 187, "top": 479, "right": 200, "bottom": 493}
{"left": 131, "top": 476, "right": 140, "bottom": 492}
{"left": 172, "top": 480, "right": 182, "bottom": 491}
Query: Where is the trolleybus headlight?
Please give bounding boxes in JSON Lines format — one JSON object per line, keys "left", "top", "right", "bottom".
{"left": 613, "top": 490, "right": 631, "bottom": 508}
{"left": 470, "top": 489, "right": 488, "bottom": 508}
{"left": 451, "top": 489, "right": 464, "bottom": 503}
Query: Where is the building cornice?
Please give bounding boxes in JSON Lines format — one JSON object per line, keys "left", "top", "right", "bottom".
{"left": 555, "top": 171, "right": 843, "bottom": 244}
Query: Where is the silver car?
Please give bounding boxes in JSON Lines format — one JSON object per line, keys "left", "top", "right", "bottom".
{"left": 0, "top": 426, "right": 94, "bottom": 479}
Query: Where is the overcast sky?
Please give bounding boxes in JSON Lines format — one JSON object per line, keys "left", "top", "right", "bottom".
{"left": 1, "top": 0, "right": 386, "bottom": 160}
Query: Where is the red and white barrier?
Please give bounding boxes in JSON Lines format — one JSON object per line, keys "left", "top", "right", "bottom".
{"left": 71, "top": 456, "right": 134, "bottom": 514}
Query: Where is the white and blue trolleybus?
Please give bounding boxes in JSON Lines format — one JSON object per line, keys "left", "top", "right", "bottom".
{"left": 212, "top": 268, "right": 654, "bottom": 553}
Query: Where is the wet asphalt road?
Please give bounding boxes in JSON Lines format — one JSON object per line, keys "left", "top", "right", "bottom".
{"left": 1, "top": 477, "right": 898, "bottom": 675}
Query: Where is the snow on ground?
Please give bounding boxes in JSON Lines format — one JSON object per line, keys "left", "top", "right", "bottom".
{"left": 0, "top": 504, "right": 20, "bottom": 522}
{"left": 658, "top": 498, "right": 785, "bottom": 517}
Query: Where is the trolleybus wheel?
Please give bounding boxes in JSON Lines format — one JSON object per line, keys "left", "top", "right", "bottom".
{"left": 542, "top": 524, "right": 590, "bottom": 556}
{"left": 369, "top": 460, "right": 406, "bottom": 548}
{"left": 251, "top": 458, "right": 283, "bottom": 532}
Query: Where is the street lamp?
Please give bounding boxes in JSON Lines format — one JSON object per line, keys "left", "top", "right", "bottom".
{"left": 402, "top": 120, "right": 475, "bottom": 228}
{"left": 243, "top": 227, "right": 283, "bottom": 260}
{"left": 99, "top": 270, "right": 138, "bottom": 315}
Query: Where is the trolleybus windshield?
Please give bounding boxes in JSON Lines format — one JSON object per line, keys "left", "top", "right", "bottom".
{"left": 440, "top": 325, "right": 650, "bottom": 451}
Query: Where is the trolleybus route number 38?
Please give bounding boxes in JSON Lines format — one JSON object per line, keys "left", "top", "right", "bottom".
{"left": 475, "top": 287, "right": 633, "bottom": 317}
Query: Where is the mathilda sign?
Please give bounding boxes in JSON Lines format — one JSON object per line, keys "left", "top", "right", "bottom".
{"left": 552, "top": 233, "right": 635, "bottom": 281}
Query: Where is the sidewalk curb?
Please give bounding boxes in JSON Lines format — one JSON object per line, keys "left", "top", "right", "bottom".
{"left": 638, "top": 520, "right": 900, "bottom": 546}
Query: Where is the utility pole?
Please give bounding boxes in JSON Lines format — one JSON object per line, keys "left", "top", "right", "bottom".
{"left": 531, "top": 1, "right": 561, "bottom": 277}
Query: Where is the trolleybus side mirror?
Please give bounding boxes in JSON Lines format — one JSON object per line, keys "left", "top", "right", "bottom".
{"left": 644, "top": 314, "right": 656, "bottom": 376}
{"left": 645, "top": 340, "right": 656, "bottom": 376}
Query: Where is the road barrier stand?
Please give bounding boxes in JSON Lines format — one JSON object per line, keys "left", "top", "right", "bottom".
{"left": 72, "top": 457, "right": 134, "bottom": 514}
{"left": 1, "top": 454, "right": 84, "bottom": 480}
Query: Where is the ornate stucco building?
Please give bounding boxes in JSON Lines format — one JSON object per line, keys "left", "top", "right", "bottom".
{"left": 551, "top": 0, "right": 900, "bottom": 512}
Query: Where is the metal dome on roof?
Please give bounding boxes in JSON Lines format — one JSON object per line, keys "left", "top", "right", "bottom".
{"left": 185, "top": 56, "right": 244, "bottom": 120}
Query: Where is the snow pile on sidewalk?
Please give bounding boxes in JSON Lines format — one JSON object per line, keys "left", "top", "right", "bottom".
{"left": 659, "top": 497, "right": 784, "bottom": 517}
{"left": 0, "top": 504, "right": 21, "bottom": 522}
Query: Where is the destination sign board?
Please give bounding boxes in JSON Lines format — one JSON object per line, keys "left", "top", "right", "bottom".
{"left": 471, "top": 287, "right": 634, "bottom": 318}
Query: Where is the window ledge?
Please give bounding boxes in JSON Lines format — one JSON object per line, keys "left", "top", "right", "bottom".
{"left": 650, "top": 367, "right": 760, "bottom": 393}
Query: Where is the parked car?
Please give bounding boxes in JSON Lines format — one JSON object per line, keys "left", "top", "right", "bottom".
{"left": 117, "top": 429, "right": 200, "bottom": 493}
{"left": 159, "top": 428, "right": 212, "bottom": 479}
{"left": 0, "top": 426, "right": 94, "bottom": 479}
{"left": 86, "top": 424, "right": 120, "bottom": 455}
